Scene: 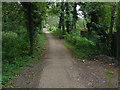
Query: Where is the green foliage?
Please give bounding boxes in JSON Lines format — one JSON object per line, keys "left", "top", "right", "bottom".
{"left": 2, "top": 31, "right": 46, "bottom": 86}
{"left": 106, "top": 72, "right": 116, "bottom": 76}
{"left": 83, "top": 31, "right": 100, "bottom": 43}
{"left": 2, "top": 30, "right": 29, "bottom": 63}
{"left": 2, "top": 30, "right": 29, "bottom": 85}
{"left": 2, "top": 2, "right": 26, "bottom": 31}
{"left": 2, "top": 2, "right": 119, "bottom": 87}
{"left": 47, "top": 25, "right": 63, "bottom": 38}
{"left": 63, "top": 39, "right": 99, "bottom": 59}
{"left": 76, "top": 18, "right": 86, "bottom": 30}
{"left": 106, "top": 82, "right": 114, "bottom": 87}
{"left": 53, "top": 29, "right": 63, "bottom": 38}
{"left": 65, "top": 31, "right": 96, "bottom": 49}
{"left": 45, "top": 16, "right": 59, "bottom": 27}
{"left": 2, "top": 2, "right": 48, "bottom": 87}
{"left": 51, "top": 25, "right": 101, "bottom": 58}
{"left": 62, "top": 31, "right": 100, "bottom": 58}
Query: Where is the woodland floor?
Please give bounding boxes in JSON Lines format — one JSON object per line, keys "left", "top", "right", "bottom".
{"left": 6, "top": 28, "right": 118, "bottom": 88}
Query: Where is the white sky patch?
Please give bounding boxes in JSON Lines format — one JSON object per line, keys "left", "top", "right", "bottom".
{"left": 78, "top": 11, "right": 84, "bottom": 18}
{"left": 76, "top": 5, "right": 80, "bottom": 10}
{"left": 76, "top": 5, "right": 84, "bottom": 18}
{"left": 58, "top": 0, "right": 63, "bottom": 2}
{"left": 54, "top": 2, "right": 56, "bottom": 6}
{"left": 17, "top": 0, "right": 20, "bottom": 4}
{"left": 81, "top": 0, "right": 85, "bottom": 3}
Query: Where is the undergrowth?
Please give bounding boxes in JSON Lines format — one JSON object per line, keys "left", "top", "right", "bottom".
{"left": 2, "top": 29, "right": 46, "bottom": 87}
{"left": 63, "top": 40, "right": 99, "bottom": 59}
{"left": 48, "top": 26, "right": 101, "bottom": 59}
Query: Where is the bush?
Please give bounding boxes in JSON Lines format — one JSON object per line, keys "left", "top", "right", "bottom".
{"left": 2, "top": 29, "right": 47, "bottom": 86}
{"left": 46, "top": 25, "right": 63, "bottom": 38}
{"left": 75, "top": 37, "right": 95, "bottom": 49}
{"left": 65, "top": 31, "right": 96, "bottom": 49}
{"left": 51, "top": 28, "right": 100, "bottom": 58}
{"left": 2, "top": 30, "right": 31, "bottom": 85}
{"left": 2, "top": 30, "right": 30, "bottom": 64}
{"left": 51, "top": 28, "right": 63, "bottom": 38}
{"left": 63, "top": 31, "right": 100, "bottom": 58}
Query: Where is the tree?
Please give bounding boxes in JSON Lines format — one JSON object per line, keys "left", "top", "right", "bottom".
{"left": 2, "top": 2, "right": 26, "bottom": 31}
{"left": 117, "top": 2, "right": 120, "bottom": 60}
{"left": 58, "top": 2, "right": 65, "bottom": 34}
{"left": 109, "top": 3, "right": 116, "bottom": 54}
{"left": 109, "top": 4, "right": 116, "bottom": 39}
{"left": 65, "top": 2, "right": 71, "bottom": 33}
{"left": 72, "top": 2, "right": 78, "bottom": 30}
{"left": 37, "top": 2, "right": 47, "bottom": 32}
{"left": 22, "top": 2, "right": 48, "bottom": 55}
{"left": 22, "top": 3, "right": 34, "bottom": 55}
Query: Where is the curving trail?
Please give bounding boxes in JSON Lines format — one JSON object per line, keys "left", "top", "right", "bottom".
{"left": 37, "top": 29, "right": 86, "bottom": 88}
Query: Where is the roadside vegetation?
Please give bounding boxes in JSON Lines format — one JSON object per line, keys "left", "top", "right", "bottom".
{"left": 46, "top": 2, "right": 120, "bottom": 63}
{"left": 2, "top": 1, "right": 120, "bottom": 88}
{"left": 2, "top": 29, "right": 46, "bottom": 87}
{"left": 2, "top": 2, "right": 47, "bottom": 86}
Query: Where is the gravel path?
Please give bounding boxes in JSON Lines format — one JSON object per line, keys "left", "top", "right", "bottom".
{"left": 37, "top": 29, "right": 86, "bottom": 88}
{"left": 6, "top": 28, "right": 118, "bottom": 88}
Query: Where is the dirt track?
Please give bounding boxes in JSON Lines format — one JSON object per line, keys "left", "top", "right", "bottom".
{"left": 37, "top": 29, "right": 86, "bottom": 88}
{"left": 6, "top": 28, "right": 118, "bottom": 88}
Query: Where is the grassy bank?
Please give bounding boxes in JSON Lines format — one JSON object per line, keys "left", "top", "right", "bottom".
{"left": 63, "top": 39, "right": 99, "bottom": 59}
{"left": 47, "top": 26, "right": 100, "bottom": 59}
{"left": 2, "top": 30, "right": 47, "bottom": 87}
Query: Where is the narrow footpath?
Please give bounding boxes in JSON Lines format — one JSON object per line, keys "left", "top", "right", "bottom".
{"left": 37, "top": 29, "right": 86, "bottom": 88}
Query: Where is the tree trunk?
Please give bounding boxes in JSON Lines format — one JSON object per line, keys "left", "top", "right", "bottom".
{"left": 108, "top": 4, "right": 116, "bottom": 56}
{"left": 39, "top": 15, "right": 42, "bottom": 32}
{"left": 61, "top": 2, "right": 65, "bottom": 34}
{"left": 109, "top": 4, "right": 116, "bottom": 43}
{"left": 40, "top": 20, "right": 42, "bottom": 33}
{"left": 66, "top": 2, "right": 70, "bottom": 33}
{"left": 58, "top": 12, "right": 62, "bottom": 30}
{"left": 72, "top": 2, "right": 78, "bottom": 31}
{"left": 22, "top": 3, "right": 34, "bottom": 55}
{"left": 117, "top": 2, "right": 120, "bottom": 61}
{"left": 28, "top": 3, "right": 34, "bottom": 55}
{"left": 58, "top": 2, "right": 65, "bottom": 34}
